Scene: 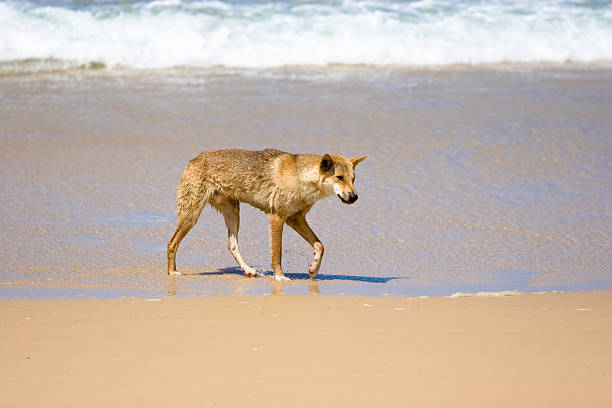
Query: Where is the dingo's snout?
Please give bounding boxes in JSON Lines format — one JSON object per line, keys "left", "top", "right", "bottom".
{"left": 338, "top": 191, "right": 358, "bottom": 204}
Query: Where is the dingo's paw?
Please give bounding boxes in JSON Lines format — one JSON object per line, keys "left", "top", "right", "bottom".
{"left": 244, "top": 267, "right": 262, "bottom": 277}
{"left": 308, "top": 264, "right": 320, "bottom": 279}
{"left": 274, "top": 274, "right": 291, "bottom": 282}
{"left": 169, "top": 270, "right": 182, "bottom": 276}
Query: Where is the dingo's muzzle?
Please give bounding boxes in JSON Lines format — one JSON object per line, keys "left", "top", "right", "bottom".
{"left": 338, "top": 192, "right": 358, "bottom": 204}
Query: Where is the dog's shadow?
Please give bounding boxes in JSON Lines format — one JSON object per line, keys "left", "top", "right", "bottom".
{"left": 191, "top": 266, "right": 396, "bottom": 284}
{"left": 189, "top": 267, "right": 245, "bottom": 277}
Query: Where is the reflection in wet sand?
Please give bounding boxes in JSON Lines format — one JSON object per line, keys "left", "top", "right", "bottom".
{"left": 309, "top": 281, "right": 321, "bottom": 295}
{"left": 167, "top": 275, "right": 178, "bottom": 297}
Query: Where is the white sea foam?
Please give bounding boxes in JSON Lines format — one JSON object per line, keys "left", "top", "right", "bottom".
{"left": 1, "top": 0, "right": 611, "bottom": 72}
{"left": 447, "top": 290, "right": 562, "bottom": 298}
{"left": 449, "top": 290, "right": 521, "bottom": 298}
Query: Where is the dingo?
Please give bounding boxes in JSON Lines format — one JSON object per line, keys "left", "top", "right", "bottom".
{"left": 167, "top": 149, "right": 367, "bottom": 281}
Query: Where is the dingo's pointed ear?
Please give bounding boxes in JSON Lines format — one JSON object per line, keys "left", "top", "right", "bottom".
{"left": 320, "top": 154, "right": 334, "bottom": 172}
{"left": 350, "top": 155, "right": 368, "bottom": 168}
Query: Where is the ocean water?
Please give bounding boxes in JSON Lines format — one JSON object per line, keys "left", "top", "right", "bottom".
{"left": 1, "top": 0, "right": 611, "bottom": 72}
{"left": 0, "top": 1, "right": 611, "bottom": 298}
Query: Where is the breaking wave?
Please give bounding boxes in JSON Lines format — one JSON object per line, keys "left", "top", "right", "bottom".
{"left": 1, "top": 0, "right": 611, "bottom": 72}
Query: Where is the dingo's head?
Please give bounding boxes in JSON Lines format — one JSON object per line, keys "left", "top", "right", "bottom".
{"left": 319, "top": 153, "right": 368, "bottom": 204}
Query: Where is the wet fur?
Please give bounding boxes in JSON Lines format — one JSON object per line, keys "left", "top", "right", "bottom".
{"left": 167, "top": 148, "right": 367, "bottom": 281}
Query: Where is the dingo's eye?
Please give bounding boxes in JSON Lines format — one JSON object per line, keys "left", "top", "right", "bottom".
{"left": 337, "top": 175, "right": 344, "bottom": 181}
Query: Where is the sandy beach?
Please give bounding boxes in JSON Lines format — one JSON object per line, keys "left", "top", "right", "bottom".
{"left": 1, "top": 290, "right": 611, "bottom": 407}
{"left": 2, "top": 1, "right": 611, "bottom": 406}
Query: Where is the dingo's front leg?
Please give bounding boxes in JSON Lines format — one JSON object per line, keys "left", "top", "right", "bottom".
{"left": 268, "top": 213, "right": 290, "bottom": 281}
{"left": 286, "top": 213, "right": 324, "bottom": 279}
{"left": 309, "top": 242, "right": 324, "bottom": 278}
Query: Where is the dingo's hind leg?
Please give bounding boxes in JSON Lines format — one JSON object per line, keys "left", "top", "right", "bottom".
{"left": 216, "top": 198, "right": 261, "bottom": 277}
{"left": 167, "top": 211, "right": 200, "bottom": 276}
{"left": 168, "top": 166, "right": 208, "bottom": 275}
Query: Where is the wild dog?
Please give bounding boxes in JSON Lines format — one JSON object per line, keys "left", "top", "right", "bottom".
{"left": 167, "top": 149, "right": 367, "bottom": 281}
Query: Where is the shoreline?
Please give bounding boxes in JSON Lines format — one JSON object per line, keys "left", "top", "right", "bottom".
{"left": 2, "top": 290, "right": 611, "bottom": 407}
{"left": 3, "top": 278, "right": 612, "bottom": 299}
{"left": 2, "top": 60, "right": 612, "bottom": 78}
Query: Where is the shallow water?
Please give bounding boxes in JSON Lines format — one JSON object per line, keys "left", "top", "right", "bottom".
{"left": 1, "top": 66, "right": 611, "bottom": 298}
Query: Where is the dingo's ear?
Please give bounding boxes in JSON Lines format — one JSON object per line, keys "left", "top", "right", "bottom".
{"left": 320, "top": 154, "right": 334, "bottom": 172}
{"left": 350, "top": 155, "right": 368, "bottom": 168}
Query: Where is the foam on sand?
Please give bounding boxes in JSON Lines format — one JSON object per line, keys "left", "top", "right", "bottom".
{"left": 448, "top": 290, "right": 564, "bottom": 298}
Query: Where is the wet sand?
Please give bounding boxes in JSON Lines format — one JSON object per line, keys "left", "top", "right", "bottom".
{"left": 1, "top": 290, "right": 611, "bottom": 407}
{"left": 1, "top": 66, "right": 611, "bottom": 296}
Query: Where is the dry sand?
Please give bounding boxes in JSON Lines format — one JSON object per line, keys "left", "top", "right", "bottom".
{"left": 1, "top": 290, "right": 611, "bottom": 407}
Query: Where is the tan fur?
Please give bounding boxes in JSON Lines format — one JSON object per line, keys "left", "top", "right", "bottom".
{"left": 167, "top": 148, "right": 367, "bottom": 281}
